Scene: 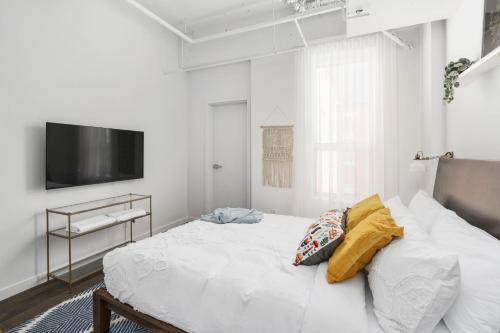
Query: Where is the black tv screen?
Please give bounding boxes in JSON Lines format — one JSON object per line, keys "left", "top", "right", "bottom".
{"left": 46, "top": 123, "right": 144, "bottom": 190}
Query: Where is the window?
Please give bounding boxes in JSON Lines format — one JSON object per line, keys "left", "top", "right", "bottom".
{"left": 311, "top": 53, "right": 372, "bottom": 198}
{"left": 294, "top": 34, "right": 397, "bottom": 217}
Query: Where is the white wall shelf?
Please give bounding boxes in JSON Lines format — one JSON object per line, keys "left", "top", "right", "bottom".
{"left": 459, "top": 46, "right": 500, "bottom": 85}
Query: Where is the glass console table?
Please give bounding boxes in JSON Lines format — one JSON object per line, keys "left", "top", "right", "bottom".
{"left": 46, "top": 193, "right": 152, "bottom": 286}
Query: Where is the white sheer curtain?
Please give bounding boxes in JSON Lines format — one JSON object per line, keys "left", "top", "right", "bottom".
{"left": 293, "top": 33, "right": 398, "bottom": 217}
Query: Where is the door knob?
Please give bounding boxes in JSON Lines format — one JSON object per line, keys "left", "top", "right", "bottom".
{"left": 213, "top": 163, "right": 223, "bottom": 170}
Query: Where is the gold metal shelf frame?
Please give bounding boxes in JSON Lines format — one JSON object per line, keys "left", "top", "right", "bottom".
{"left": 46, "top": 193, "right": 153, "bottom": 286}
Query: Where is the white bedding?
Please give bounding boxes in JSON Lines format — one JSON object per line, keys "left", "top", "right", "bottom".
{"left": 104, "top": 214, "right": 369, "bottom": 333}
{"left": 365, "top": 282, "right": 451, "bottom": 333}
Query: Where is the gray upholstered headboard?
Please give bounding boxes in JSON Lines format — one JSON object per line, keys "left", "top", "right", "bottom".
{"left": 434, "top": 158, "right": 500, "bottom": 240}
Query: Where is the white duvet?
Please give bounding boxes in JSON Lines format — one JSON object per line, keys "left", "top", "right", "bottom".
{"left": 104, "top": 214, "right": 369, "bottom": 333}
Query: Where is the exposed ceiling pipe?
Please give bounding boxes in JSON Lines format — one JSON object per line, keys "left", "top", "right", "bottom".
{"left": 126, "top": 0, "right": 343, "bottom": 45}
{"left": 182, "top": 34, "right": 351, "bottom": 72}
{"left": 192, "top": 5, "right": 342, "bottom": 44}
{"left": 381, "top": 30, "right": 412, "bottom": 49}
{"left": 187, "top": 0, "right": 272, "bottom": 26}
{"left": 126, "top": 0, "right": 411, "bottom": 72}
{"left": 178, "top": 28, "right": 414, "bottom": 73}
{"left": 294, "top": 19, "right": 309, "bottom": 47}
{"left": 126, "top": 0, "right": 409, "bottom": 51}
{"left": 125, "top": 0, "right": 193, "bottom": 43}
{"left": 184, "top": 46, "right": 305, "bottom": 72}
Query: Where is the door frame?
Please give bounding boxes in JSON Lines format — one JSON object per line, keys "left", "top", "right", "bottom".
{"left": 204, "top": 99, "right": 251, "bottom": 213}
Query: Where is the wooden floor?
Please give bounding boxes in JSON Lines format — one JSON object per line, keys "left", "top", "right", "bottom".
{"left": 0, "top": 270, "right": 103, "bottom": 332}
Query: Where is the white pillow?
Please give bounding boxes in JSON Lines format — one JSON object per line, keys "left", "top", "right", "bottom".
{"left": 408, "top": 190, "right": 451, "bottom": 233}
{"left": 366, "top": 197, "right": 460, "bottom": 333}
{"left": 430, "top": 210, "right": 500, "bottom": 333}
{"left": 409, "top": 191, "right": 500, "bottom": 332}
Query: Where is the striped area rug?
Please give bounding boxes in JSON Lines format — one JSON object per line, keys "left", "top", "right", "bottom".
{"left": 7, "top": 282, "right": 149, "bottom": 333}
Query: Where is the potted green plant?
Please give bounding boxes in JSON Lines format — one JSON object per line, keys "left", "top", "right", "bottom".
{"left": 443, "top": 58, "right": 473, "bottom": 103}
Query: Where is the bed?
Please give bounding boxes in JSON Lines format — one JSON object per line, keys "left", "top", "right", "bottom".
{"left": 94, "top": 158, "right": 500, "bottom": 333}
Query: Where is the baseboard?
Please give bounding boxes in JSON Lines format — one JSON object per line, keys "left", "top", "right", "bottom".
{"left": 0, "top": 216, "right": 190, "bottom": 302}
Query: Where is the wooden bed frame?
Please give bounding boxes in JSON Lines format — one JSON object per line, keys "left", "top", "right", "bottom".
{"left": 93, "top": 288, "right": 186, "bottom": 333}
{"left": 93, "top": 158, "right": 500, "bottom": 332}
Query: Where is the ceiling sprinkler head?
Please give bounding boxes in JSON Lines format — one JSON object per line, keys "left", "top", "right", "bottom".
{"left": 346, "top": 7, "right": 370, "bottom": 19}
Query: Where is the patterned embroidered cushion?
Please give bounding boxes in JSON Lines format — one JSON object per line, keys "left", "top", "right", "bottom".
{"left": 294, "top": 209, "right": 346, "bottom": 266}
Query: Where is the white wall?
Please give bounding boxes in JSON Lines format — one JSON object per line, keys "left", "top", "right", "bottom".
{"left": 396, "top": 28, "right": 425, "bottom": 203}
{"left": 419, "top": 21, "right": 447, "bottom": 194}
{"left": 446, "top": 0, "right": 500, "bottom": 160}
{"left": 250, "top": 30, "right": 425, "bottom": 212}
{"left": 186, "top": 54, "right": 299, "bottom": 216}
{"left": 422, "top": 21, "right": 447, "bottom": 156}
{"left": 0, "top": 0, "right": 188, "bottom": 300}
{"left": 186, "top": 30, "right": 424, "bottom": 216}
{"left": 250, "top": 53, "right": 298, "bottom": 214}
{"left": 186, "top": 62, "right": 251, "bottom": 217}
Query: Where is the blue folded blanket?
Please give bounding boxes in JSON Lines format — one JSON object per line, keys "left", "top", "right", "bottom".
{"left": 201, "top": 208, "right": 264, "bottom": 224}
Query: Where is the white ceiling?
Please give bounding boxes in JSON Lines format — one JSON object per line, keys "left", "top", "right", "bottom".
{"left": 126, "top": 0, "right": 463, "bottom": 70}
{"left": 133, "top": 0, "right": 463, "bottom": 40}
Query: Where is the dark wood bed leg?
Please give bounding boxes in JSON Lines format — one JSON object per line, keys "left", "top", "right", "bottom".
{"left": 93, "top": 289, "right": 111, "bottom": 333}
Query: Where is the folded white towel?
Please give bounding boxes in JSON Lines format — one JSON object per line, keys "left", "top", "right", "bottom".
{"left": 107, "top": 208, "right": 147, "bottom": 222}
{"left": 67, "top": 215, "right": 117, "bottom": 234}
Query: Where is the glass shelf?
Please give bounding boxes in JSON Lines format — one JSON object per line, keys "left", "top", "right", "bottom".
{"left": 46, "top": 193, "right": 153, "bottom": 286}
{"left": 47, "top": 193, "right": 151, "bottom": 215}
{"left": 49, "top": 213, "right": 151, "bottom": 239}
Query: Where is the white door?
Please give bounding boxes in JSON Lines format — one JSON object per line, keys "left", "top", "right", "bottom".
{"left": 212, "top": 102, "right": 248, "bottom": 209}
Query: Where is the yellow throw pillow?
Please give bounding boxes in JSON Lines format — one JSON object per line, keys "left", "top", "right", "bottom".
{"left": 347, "top": 194, "right": 384, "bottom": 231}
{"left": 327, "top": 208, "right": 403, "bottom": 283}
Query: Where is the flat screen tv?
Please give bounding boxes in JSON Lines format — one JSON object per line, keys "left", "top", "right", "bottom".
{"left": 46, "top": 122, "right": 144, "bottom": 190}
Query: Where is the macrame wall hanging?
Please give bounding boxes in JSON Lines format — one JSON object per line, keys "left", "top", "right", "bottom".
{"left": 261, "top": 105, "right": 294, "bottom": 188}
{"left": 262, "top": 126, "right": 294, "bottom": 188}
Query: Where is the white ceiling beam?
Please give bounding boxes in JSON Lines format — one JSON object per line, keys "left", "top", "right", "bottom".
{"left": 125, "top": 0, "right": 193, "bottom": 43}
{"left": 294, "top": 18, "right": 309, "bottom": 48}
